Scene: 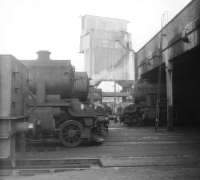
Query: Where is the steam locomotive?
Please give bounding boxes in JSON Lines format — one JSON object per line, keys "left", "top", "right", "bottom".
{"left": 22, "top": 51, "right": 108, "bottom": 147}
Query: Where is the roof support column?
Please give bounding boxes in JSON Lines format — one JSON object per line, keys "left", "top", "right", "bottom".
{"left": 166, "top": 61, "right": 174, "bottom": 131}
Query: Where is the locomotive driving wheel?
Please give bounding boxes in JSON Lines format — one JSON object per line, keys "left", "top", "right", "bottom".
{"left": 59, "top": 120, "right": 83, "bottom": 147}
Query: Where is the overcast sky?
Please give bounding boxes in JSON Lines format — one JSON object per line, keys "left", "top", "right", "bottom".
{"left": 0, "top": 0, "right": 191, "bottom": 71}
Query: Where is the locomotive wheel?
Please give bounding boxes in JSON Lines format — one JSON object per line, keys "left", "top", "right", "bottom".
{"left": 59, "top": 120, "right": 83, "bottom": 147}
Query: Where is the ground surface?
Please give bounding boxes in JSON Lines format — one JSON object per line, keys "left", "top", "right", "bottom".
{"left": 1, "top": 122, "right": 200, "bottom": 179}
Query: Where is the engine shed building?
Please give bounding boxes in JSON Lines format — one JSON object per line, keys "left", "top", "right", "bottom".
{"left": 135, "top": 0, "right": 200, "bottom": 129}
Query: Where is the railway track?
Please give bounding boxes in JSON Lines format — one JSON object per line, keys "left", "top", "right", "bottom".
{"left": 1, "top": 155, "right": 200, "bottom": 176}
{"left": 0, "top": 158, "right": 102, "bottom": 176}
{"left": 1, "top": 125, "right": 200, "bottom": 176}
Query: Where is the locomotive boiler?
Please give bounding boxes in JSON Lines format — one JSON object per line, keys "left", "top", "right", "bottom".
{"left": 22, "top": 51, "right": 105, "bottom": 147}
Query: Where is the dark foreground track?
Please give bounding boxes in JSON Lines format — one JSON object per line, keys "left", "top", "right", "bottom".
{"left": 1, "top": 122, "right": 200, "bottom": 178}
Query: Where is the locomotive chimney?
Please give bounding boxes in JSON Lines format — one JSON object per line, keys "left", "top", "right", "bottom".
{"left": 37, "top": 50, "right": 51, "bottom": 61}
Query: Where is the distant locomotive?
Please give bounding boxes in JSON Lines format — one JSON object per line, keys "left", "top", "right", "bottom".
{"left": 23, "top": 51, "right": 107, "bottom": 147}
{"left": 120, "top": 80, "right": 157, "bottom": 126}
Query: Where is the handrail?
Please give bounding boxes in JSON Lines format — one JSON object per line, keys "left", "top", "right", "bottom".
{"left": 0, "top": 115, "right": 28, "bottom": 120}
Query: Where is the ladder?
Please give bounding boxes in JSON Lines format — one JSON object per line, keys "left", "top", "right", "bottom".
{"left": 155, "top": 12, "right": 168, "bottom": 131}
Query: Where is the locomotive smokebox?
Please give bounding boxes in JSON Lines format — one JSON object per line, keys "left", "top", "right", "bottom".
{"left": 22, "top": 51, "right": 75, "bottom": 103}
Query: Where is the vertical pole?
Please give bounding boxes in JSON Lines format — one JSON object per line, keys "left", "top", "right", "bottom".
{"left": 155, "top": 64, "right": 162, "bottom": 131}
{"left": 114, "top": 81, "right": 116, "bottom": 113}
{"left": 155, "top": 24, "right": 164, "bottom": 131}
{"left": 161, "top": 11, "right": 174, "bottom": 131}
{"left": 90, "top": 30, "right": 93, "bottom": 78}
{"left": 166, "top": 62, "right": 174, "bottom": 131}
